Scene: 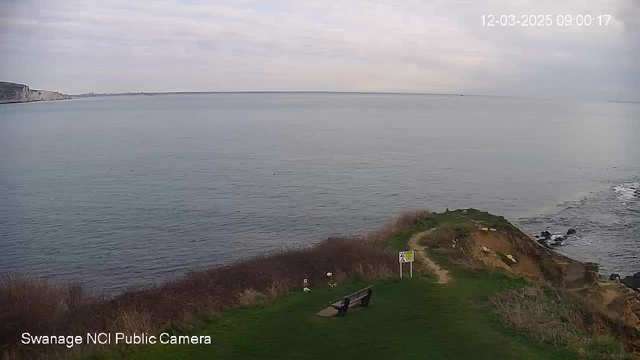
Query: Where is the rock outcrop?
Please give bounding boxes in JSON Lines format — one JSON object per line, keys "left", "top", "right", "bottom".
{"left": 421, "top": 213, "right": 640, "bottom": 333}
{"left": 611, "top": 273, "right": 640, "bottom": 292}
{"left": 0, "top": 81, "right": 68, "bottom": 104}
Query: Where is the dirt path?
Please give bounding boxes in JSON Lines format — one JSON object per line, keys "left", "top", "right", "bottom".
{"left": 408, "top": 230, "right": 451, "bottom": 284}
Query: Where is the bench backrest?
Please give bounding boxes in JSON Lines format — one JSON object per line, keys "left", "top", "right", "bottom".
{"left": 342, "top": 285, "right": 372, "bottom": 302}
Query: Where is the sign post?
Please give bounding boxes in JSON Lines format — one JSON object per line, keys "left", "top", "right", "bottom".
{"left": 398, "top": 250, "right": 415, "bottom": 278}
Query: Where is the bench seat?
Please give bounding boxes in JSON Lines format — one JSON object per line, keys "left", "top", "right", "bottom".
{"left": 330, "top": 285, "right": 373, "bottom": 316}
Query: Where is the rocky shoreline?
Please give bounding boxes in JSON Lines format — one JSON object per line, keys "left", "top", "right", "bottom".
{"left": 534, "top": 228, "right": 576, "bottom": 248}
{"left": 534, "top": 227, "right": 640, "bottom": 294}
{"left": 611, "top": 273, "right": 640, "bottom": 292}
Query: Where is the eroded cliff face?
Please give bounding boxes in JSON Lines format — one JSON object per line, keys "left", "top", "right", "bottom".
{"left": 0, "top": 82, "right": 29, "bottom": 103}
{"left": 423, "top": 223, "right": 640, "bottom": 338}
{"left": 28, "top": 89, "right": 67, "bottom": 101}
{"left": 0, "top": 81, "right": 68, "bottom": 104}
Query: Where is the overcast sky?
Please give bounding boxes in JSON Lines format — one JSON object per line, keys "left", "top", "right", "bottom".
{"left": 0, "top": 0, "right": 638, "bottom": 101}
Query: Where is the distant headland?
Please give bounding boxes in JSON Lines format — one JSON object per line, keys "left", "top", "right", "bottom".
{"left": 0, "top": 81, "right": 69, "bottom": 104}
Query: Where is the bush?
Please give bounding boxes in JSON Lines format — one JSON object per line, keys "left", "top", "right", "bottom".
{"left": 395, "top": 210, "right": 431, "bottom": 228}
{"left": 490, "top": 286, "right": 634, "bottom": 359}
{"left": 420, "top": 223, "right": 474, "bottom": 249}
{"left": 0, "top": 238, "right": 396, "bottom": 359}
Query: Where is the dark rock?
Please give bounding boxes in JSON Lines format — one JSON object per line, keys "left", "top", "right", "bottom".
{"left": 566, "top": 228, "right": 577, "bottom": 235}
{"left": 540, "top": 231, "right": 551, "bottom": 240}
{"left": 610, "top": 273, "right": 621, "bottom": 281}
{"left": 634, "top": 272, "right": 640, "bottom": 279}
{"left": 552, "top": 234, "right": 567, "bottom": 244}
{"left": 537, "top": 239, "right": 553, "bottom": 249}
{"left": 621, "top": 276, "right": 640, "bottom": 292}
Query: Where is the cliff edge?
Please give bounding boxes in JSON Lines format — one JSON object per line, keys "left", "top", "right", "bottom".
{"left": 415, "top": 209, "right": 640, "bottom": 348}
{"left": 0, "top": 81, "right": 69, "bottom": 104}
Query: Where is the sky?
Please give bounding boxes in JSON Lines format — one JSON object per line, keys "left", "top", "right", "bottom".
{"left": 0, "top": 0, "right": 638, "bottom": 101}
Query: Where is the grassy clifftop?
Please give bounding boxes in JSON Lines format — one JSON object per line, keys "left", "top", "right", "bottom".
{"left": 91, "top": 275, "right": 581, "bottom": 360}
{"left": 2, "top": 209, "right": 638, "bottom": 360}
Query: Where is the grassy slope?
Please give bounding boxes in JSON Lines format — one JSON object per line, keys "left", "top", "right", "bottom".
{"left": 86, "top": 210, "right": 582, "bottom": 360}
{"left": 384, "top": 208, "right": 522, "bottom": 252}
{"left": 88, "top": 272, "right": 579, "bottom": 360}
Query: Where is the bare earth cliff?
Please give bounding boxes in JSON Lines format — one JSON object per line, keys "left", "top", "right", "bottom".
{"left": 416, "top": 209, "right": 640, "bottom": 349}
{"left": 0, "top": 81, "right": 68, "bottom": 104}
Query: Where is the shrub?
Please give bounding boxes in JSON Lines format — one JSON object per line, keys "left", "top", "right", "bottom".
{"left": 363, "top": 210, "right": 431, "bottom": 248}
{"left": 490, "top": 286, "right": 634, "bottom": 359}
{"left": 0, "top": 238, "right": 396, "bottom": 359}
{"left": 395, "top": 210, "right": 431, "bottom": 228}
{"left": 420, "top": 223, "right": 474, "bottom": 249}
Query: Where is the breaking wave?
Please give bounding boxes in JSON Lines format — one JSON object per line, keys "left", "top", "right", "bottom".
{"left": 519, "top": 178, "right": 640, "bottom": 276}
{"left": 613, "top": 182, "right": 639, "bottom": 202}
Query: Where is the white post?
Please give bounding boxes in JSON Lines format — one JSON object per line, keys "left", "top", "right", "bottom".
{"left": 410, "top": 262, "right": 413, "bottom": 278}
{"left": 399, "top": 263, "right": 403, "bottom": 278}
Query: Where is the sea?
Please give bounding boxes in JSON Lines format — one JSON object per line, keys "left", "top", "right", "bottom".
{"left": 1, "top": 93, "right": 638, "bottom": 293}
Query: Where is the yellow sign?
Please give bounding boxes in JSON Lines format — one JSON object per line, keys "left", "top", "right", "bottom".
{"left": 399, "top": 251, "right": 414, "bottom": 263}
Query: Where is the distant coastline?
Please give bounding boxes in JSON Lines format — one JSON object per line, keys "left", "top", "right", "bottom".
{"left": 2, "top": 82, "right": 638, "bottom": 104}
{"left": 65, "top": 91, "right": 640, "bottom": 104}
{"left": 0, "top": 81, "right": 69, "bottom": 104}
{"left": 71, "top": 90, "right": 468, "bottom": 98}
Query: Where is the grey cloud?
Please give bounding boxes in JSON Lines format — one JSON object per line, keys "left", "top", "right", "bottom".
{"left": 0, "top": 0, "right": 637, "bottom": 101}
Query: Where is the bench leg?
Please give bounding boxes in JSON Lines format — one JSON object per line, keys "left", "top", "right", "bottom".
{"left": 361, "top": 288, "right": 373, "bottom": 307}
{"left": 344, "top": 306, "right": 350, "bottom": 315}
{"left": 339, "top": 298, "right": 351, "bottom": 316}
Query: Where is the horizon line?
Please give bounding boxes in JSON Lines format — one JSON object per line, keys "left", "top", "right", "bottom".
{"left": 69, "top": 90, "right": 640, "bottom": 105}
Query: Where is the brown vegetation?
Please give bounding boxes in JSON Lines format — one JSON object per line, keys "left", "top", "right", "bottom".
{"left": 0, "top": 237, "right": 398, "bottom": 359}
{"left": 420, "top": 223, "right": 474, "bottom": 250}
{"left": 491, "top": 286, "right": 636, "bottom": 359}
{"left": 360, "top": 210, "right": 431, "bottom": 245}
{"left": 413, "top": 212, "right": 640, "bottom": 357}
{"left": 394, "top": 210, "right": 431, "bottom": 228}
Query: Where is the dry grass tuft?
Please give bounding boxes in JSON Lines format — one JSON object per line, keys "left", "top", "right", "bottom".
{"left": 394, "top": 210, "right": 431, "bottom": 228}
{"left": 363, "top": 210, "right": 431, "bottom": 245}
{"left": 491, "top": 286, "right": 635, "bottom": 359}
{"left": 0, "top": 210, "right": 436, "bottom": 359}
{"left": 238, "top": 289, "right": 268, "bottom": 307}
{"left": 420, "top": 223, "right": 474, "bottom": 250}
{"left": 0, "top": 349, "right": 19, "bottom": 360}
{"left": 491, "top": 287, "right": 583, "bottom": 346}
{"left": 1, "top": 236, "right": 398, "bottom": 359}
{"left": 0, "top": 275, "right": 72, "bottom": 345}
{"left": 107, "top": 307, "right": 155, "bottom": 334}
{"left": 264, "top": 282, "right": 288, "bottom": 297}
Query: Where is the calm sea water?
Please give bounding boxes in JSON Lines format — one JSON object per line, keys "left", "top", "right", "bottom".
{"left": 1, "top": 93, "right": 638, "bottom": 292}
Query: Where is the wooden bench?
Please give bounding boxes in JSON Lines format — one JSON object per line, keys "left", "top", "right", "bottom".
{"left": 330, "top": 285, "right": 373, "bottom": 316}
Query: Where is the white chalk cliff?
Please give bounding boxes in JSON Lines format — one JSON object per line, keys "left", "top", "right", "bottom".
{"left": 0, "top": 81, "right": 69, "bottom": 104}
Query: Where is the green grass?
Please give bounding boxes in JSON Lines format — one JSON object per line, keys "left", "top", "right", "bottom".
{"left": 79, "top": 210, "right": 585, "bottom": 360}
{"left": 381, "top": 208, "right": 521, "bottom": 252}
{"left": 423, "top": 209, "right": 522, "bottom": 233}
{"left": 386, "top": 227, "right": 419, "bottom": 251}
{"left": 84, "top": 267, "right": 581, "bottom": 360}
